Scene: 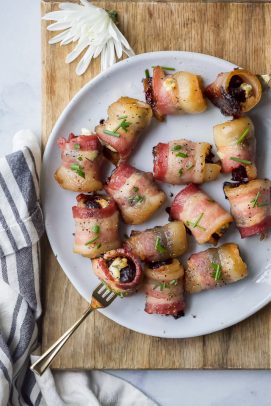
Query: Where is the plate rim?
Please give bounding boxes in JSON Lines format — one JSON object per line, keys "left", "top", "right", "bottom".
{"left": 42, "top": 50, "right": 271, "bottom": 338}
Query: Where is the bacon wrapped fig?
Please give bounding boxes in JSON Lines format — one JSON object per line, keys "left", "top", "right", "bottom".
{"left": 105, "top": 163, "right": 166, "bottom": 224}
{"left": 205, "top": 69, "right": 262, "bottom": 116}
{"left": 144, "top": 259, "right": 185, "bottom": 317}
{"left": 213, "top": 117, "right": 256, "bottom": 181}
{"left": 72, "top": 194, "right": 121, "bottom": 258}
{"left": 95, "top": 97, "right": 152, "bottom": 162}
{"left": 55, "top": 133, "right": 103, "bottom": 192}
{"left": 170, "top": 184, "right": 233, "bottom": 245}
{"left": 91, "top": 248, "right": 143, "bottom": 295}
{"left": 125, "top": 221, "right": 187, "bottom": 262}
{"left": 153, "top": 139, "right": 221, "bottom": 184}
{"left": 185, "top": 243, "right": 248, "bottom": 293}
{"left": 144, "top": 66, "right": 207, "bottom": 120}
{"left": 224, "top": 179, "right": 271, "bottom": 238}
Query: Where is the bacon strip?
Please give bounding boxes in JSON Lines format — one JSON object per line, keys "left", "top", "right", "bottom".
{"left": 205, "top": 69, "right": 262, "bottom": 116}
{"left": 224, "top": 179, "right": 271, "bottom": 238}
{"left": 55, "top": 133, "right": 103, "bottom": 192}
{"left": 125, "top": 221, "right": 187, "bottom": 262}
{"left": 144, "top": 259, "right": 185, "bottom": 317}
{"left": 105, "top": 163, "right": 166, "bottom": 224}
{"left": 170, "top": 184, "right": 233, "bottom": 245}
{"left": 185, "top": 243, "right": 248, "bottom": 293}
{"left": 213, "top": 117, "right": 256, "bottom": 180}
{"left": 72, "top": 194, "right": 121, "bottom": 258}
{"left": 153, "top": 139, "right": 221, "bottom": 184}
{"left": 144, "top": 66, "right": 207, "bottom": 121}
{"left": 95, "top": 97, "right": 152, "bottom": 162}
{"left": 91, "top": 248, "right": 143, "bottom": 295}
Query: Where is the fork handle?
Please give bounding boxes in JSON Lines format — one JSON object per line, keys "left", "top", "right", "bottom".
{"left": 30, "top": 306, "right": 94, "bottom": 376}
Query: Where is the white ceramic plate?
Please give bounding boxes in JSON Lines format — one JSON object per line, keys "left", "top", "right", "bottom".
{"left": 42, "top": 51, "right": 271, "bottom": 338}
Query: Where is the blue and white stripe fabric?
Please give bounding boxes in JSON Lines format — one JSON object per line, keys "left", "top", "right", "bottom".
{"left": 0, "top": 130, "right": 43, "bottom": 406}
{"left": 0, "top": 130, "right": 155, "bottom": 406}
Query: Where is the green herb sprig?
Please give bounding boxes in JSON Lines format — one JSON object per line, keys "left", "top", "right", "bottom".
{"left": 236, "top": 127, "right": 249, "bottom": 145}
{"left": 211, "top": 262, "right": 222, "bottom": 281}
{"left": 250, "top": 191, "right": 269, "bottom": 208}
{"left": 186, "top": 213, "right": 206, "bottom": 231}
{"left": 70, "top": 163, "right": 85, "bottom": 178}
{"left": 155, "top": 237, "right": 167, "bottom": 253}
{"left": 230, "top": 157, "right": 252, "bottom": 165}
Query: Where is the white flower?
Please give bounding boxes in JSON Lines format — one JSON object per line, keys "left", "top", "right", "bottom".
{"left": 43, "top": 0, "right": 135, "bottom": 75}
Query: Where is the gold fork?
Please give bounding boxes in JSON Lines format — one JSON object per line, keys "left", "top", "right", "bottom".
{"left": 258, "top": 74, "right": 271, "bottom": 89}
{"left": 30, "top": 282, "right": 117, "bottom": 376}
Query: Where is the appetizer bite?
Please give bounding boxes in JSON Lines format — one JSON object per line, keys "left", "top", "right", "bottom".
{"left": 72, "top": 194, "right": 121, "bottom": 258}
{"left": 205, "top": 69, "right": 262, "bottom": 116}
{"left": 224, "top": 179, "right": 271, "bottom": 238}
{"left": 153, "top": 139, "right": 221, "bottom": 184}
{"left": 185, "top": 243, "right": 248, "bottom": 293}
{"left": 170, "top": 184, "right": 233, "bottom": 245}
{"left": 144, "top": 66, "right": 207, "bottom": 120}
{"left": 95, "top": 97, "right": 152, "bottom": 162}
{"left": 105, "top": 163, "right": 166, "bottom": 224}
{"left": 144, "top": 259, "right": 185, "bottom": 318}
{"left": 92, "top": 248, "right": 143, "bottom": 296}
{"left": 213, "top": 116, "right": 256, "bottom": 181}
{"left": 125, "top": 221, "right": 187, "bottom": 262}
{"left": 55, "top": 132, "right": 103, "bottom": 192}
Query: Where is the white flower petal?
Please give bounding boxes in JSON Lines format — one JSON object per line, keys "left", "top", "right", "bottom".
{"left": 42, "top": 11, "right": 69, "bottom": 21}
{"left": 47, "top": 21, "right": 72, "bottom": 31}
{"left": 76, "top": 46, "right": 95, "bottom": 75}
{"left": 113, "top": 38, "right": 123, "bottom": 59}
{"left": 48, "top": 31, "right": 69, "bottom": 45}
{"left": 65, "top": 40, "right": 89, "bottom": 63}
{"left": 59, "top": 3, "right": 83, "bottom": 11}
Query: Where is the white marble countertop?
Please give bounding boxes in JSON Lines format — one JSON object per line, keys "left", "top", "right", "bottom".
{"left": 1, "top": 1, "right": 270, "bottom": 405}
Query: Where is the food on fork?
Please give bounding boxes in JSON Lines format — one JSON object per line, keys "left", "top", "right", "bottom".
{"left": 124, "top": 221, "right": 187, "bottom": 262}
{"left": 105, "top": 163, "right": 166, "bottom": 224}
{"left": 185, "top": 243, "right": 248, "bottom": 293}
{"left": 95, "top": 96, "right": 152, "bottom": 162}
{"left": 55, "top": 132, "right": 103, "bottom": 192}
{"left": 144, "top": 259, "right": 185, "bottom": 318}
{"left": 170, "top": 184, "right": 233, "bottom": 245}
{"left": 205, "top": 69, "right": 262, "bottom": 116}
{"left": 92, "top": 248, "right": 143, "bottom": 295}
{"left": 72, "top": 194, "right": 121, "bottom": 258}
{"left": 153, "top": 139, "right": 221, "bottom": 184}
{"left": 223, "top": 179, "right": 271, "bottom": 238}
{"left": 213, "top": 116, "right": 256, "bottom": 181}
{"left": 143, "top": 66, "right": 207, "bottom": 121}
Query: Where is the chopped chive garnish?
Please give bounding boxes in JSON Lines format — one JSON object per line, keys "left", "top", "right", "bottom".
{"left": 155, "top": 237, "right": 167, "bottom": 253}
{"left": 96, "top": 243, "right": 102, "bottom": 249}
{"left": 103, "top": 129, "right": 120, "bottom": 137}
{"left": 92, "top": 224, "right": 100, "bottom": 234}
{"left": 186, "top": 213, "right": 206, "bottom": 231}
{"left": 145, "top": 69, "right": 150, "bottom": 78}
{"left": 250, "top": 191, "right": 269, "bottom": 208}
{"left": 119, "top": 115, "right": 128, "bottom": 119}
{"left": 85, "top": 236, "right": 99, "bottom": 245}
{"left": 169, "top": 279, "right": 178, "bottom": 286}
{"left": 171, "top": 145, "right": 182, "bottom": 151}
{"left": 154, "top": 279, "right": 178, "bottom": 290}
{"left": 176, "top": 152, "right": 188, "bottom": 158}
{"left": 133, "top": 186, "right": 139, "bottom": 192}
{"left": 74, "top": 143, "right": 80, "bottom": 150}
{"left": 113, "top": 118, "right": 132, "bottom": 133}
{"left": 178, "top": 168, "right": 183, "bottom": 176}
{"left": 230, "top": 157, "right": 252, "bottom": 165}
{"left": 186, "top": 164, "right": 194, "bottom": 171}
{"left": 236, "top": 127, "right": 249, "bottom": 145}
{"left": 152, "top": 65, "right": 175, "bottom": 71}
{"left": 128, "top": 195, "right": 145, "bottom": 205}
{"left": 211, "top": 263, "right": 222, "bottom": 281}
{"left": 70, "top": 163, "right": 85, "bottom": 178}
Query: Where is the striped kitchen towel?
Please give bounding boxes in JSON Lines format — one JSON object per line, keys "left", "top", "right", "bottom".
{"left": 0, "top": 130, "right": 156, "bottom": 406}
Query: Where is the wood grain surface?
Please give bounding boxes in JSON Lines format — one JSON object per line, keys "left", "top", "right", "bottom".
{"left": 41, "top": 0, "right": 271, "bottom": 369}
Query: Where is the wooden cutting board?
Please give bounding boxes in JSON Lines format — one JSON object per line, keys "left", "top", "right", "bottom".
{"left": 41, "top": 0, "right": 271, "bottom": 369}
